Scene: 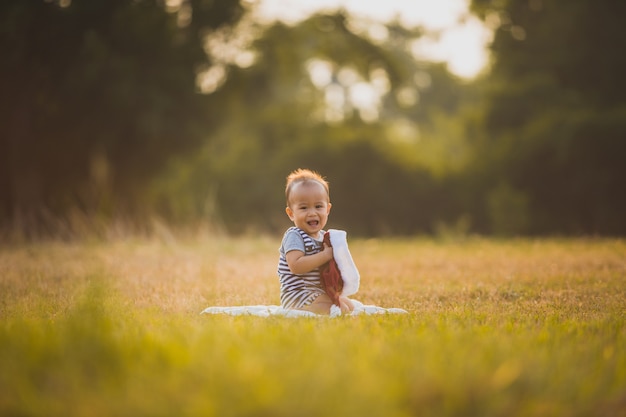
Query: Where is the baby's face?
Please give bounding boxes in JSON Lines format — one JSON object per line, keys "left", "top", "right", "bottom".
{"left": 286, "top": 181, "right": 331, "bottom": 239}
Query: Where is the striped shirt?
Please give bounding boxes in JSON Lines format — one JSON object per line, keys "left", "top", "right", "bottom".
{"left": 278, "top": 227, "right": 325, "bottom": 309}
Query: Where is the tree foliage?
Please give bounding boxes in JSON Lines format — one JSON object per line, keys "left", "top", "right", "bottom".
{"left": 0, "top": 0, "right": 243, "bottom": 234}
{"left": 3, "top": 0, "right": 625, "bottom": 238}
{"left": 150, "top": 13, "right": 475, "bottom": 236}
{"left": 469, "top": 0, "right": 626, "bottom": 235}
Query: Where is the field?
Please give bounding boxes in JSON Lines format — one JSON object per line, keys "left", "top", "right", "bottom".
{"left": 1, "top": 236, "right": 625, "bottom": 417}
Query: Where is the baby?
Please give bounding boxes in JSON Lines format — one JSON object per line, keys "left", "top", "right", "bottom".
{"left": 277, "top": 169, "right": 354, "bottom": 315}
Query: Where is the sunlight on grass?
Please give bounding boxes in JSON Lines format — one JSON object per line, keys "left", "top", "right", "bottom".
{"left": 1, "top": 237, "right": 625, "bottom": 416}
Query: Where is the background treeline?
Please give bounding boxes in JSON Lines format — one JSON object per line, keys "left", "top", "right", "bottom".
{"left": 1, "top": 0, "right": 625, "bottom": 239}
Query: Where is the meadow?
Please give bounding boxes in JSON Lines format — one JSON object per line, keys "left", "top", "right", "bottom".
{"left": 0, "top": 235, "right": 624, "bottom": 417}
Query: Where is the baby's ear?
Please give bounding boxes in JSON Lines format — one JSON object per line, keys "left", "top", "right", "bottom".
{"left": 285, "top": 206, "right": 294, "bottom": 220}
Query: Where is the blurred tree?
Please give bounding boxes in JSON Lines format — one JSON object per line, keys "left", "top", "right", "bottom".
{"left": 0, "top": 0, "right": 243, "bottom": 236}
{"left": 150, "top": 12, "right": 474, "bottom": 236}
{"left": 469, "top": 0, "right": 626, "bottom": 235}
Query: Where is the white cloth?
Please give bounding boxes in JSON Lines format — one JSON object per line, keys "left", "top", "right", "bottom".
{"left": 326, "top": 229, "right": 360, "bottom": 297}
{"left": 200, "top": 300, "right": 408, "bottom": 318}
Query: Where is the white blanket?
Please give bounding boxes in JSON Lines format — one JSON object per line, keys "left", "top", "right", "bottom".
{"left": 201, "top": 300, "right": 408, "bottom": 318}
{"left": 201, "top": 229, "right": 407, "bottom": 317}
{"left": 326, "top": 229, "right": 360, "bottom": 296}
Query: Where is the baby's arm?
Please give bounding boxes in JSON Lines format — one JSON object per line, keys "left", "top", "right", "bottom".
{"left": 285, "top": 243, "right": 333, "bottom": 275}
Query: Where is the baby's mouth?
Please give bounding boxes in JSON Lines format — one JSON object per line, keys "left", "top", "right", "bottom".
{"left": 307, "top": 220, "right": 319, "bottom": 227}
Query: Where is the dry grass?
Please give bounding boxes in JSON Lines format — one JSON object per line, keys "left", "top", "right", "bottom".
{"left": 0, "top": 236, "right": 625, "bottom": 417}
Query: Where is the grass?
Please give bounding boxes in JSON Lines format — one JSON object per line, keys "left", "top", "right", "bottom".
{"left": 0, "top": 236, "right": 625, "bottom": 417}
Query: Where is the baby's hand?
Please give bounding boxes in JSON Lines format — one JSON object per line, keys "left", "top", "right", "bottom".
{"left": 338, "top": 296, "right": 354, "bottom": 315}
{"left": 322, "top": 242, "right": 334, "bottom": 261}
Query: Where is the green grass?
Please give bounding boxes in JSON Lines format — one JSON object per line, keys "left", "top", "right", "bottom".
{"left": 1, "top": 237, "right": 625, "bottom": 417}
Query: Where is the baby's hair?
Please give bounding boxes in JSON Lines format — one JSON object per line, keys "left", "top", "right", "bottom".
{"left": 285, "top": 168, "right": 330, "bottom": 205}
